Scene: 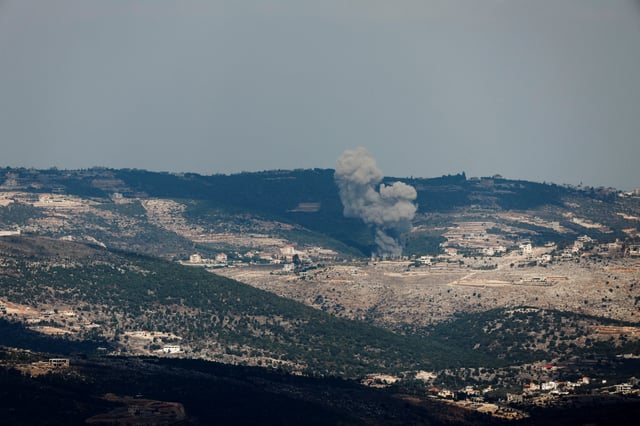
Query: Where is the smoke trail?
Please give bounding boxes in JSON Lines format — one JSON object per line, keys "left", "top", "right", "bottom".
{"left": 335, "top": 147, "right": 417, "bottom": 257}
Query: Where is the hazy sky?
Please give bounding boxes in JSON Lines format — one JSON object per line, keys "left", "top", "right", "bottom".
{"left": 1, "top": 1, "right": 639, "bottom": 189}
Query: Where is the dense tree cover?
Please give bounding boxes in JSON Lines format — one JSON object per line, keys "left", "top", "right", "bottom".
{"left": 0, "top": 350, "right": 513, "bottom": 426}
{"left": 404, "top": 234, "right": 447, "bottom": 257}
{"left": 0, "top": 202, "right": 42, "bottom": 226}
{"left": 427, "top": 307, "right": 640, "bottom": 367}
{"left": 3, "top": 348, "right": 640, "bottom": 425}
{"left": 0, "top": 237, "right": 446, "bottom": 376}
{"left": 0, "top": 319, "right": 111, "bottom": 355}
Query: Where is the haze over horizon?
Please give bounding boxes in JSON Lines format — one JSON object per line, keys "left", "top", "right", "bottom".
{"left": 1, "top": 1, "right": 639, "bottom": 190}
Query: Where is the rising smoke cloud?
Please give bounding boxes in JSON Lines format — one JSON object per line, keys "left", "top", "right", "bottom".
{"left": 334, "top": 147, "right": 417, "bottom": 257}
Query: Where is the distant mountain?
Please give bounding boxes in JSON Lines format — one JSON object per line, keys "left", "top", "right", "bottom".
{"left": 1, "top": 167, "right": 638, "bottom": 259}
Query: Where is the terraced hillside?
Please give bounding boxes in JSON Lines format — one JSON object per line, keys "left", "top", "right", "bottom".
{"left": 1, "top": 167, "right": 639, "bottom": 261}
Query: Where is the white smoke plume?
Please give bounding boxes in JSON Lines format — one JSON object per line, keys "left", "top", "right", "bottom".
{"left": 335, "top": 147, "right": 417, "bottom": 257}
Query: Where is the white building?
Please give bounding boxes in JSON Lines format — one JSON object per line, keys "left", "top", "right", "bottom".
{"left": 615, "top": 383, "right": 632, "bottom": 394}
{"left": 282, "top": 263, "right": 295, "bottom": 273}
{"left": 539, "top": 254, "right": 552, "bottom": 264}
{"left": 519, "top": 242, "right": 533, "bottom": 256}
{"left": 572, "top": 241, "right": 584, "bottom": 253}
{"left": 437, "top": 389, "right": 454, "bottom": 399}
{"left": 482, "top": 247, "right": 495, "bottom": 256}
{"left": 281, "top": 245, "right": 296, "bottom": 256}
{"left": 161, "top": 345, "right": 182, "bottom": 354}
{"left": 507, "top": 393, "right": 524, "bottom": 404}
{"left": 48, "top": 358, "right": 70, "bottom": 368}
{"left": 628, "top": 245, "right": 640, "bottom": 257}
{"left": 577, "top": 235, "right": 594, "bottom": 243}
{"left": 579, "top": 376, "right": 590, "bottom": 385}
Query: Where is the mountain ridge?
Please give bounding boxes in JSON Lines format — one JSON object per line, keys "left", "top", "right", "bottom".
{"left": 1, "top": 166, "right": 638, "bottom": 260}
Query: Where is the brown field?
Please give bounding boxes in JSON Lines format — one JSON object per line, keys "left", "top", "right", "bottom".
{"left": 218, "top": 257, "right": 640, "bottom": 330}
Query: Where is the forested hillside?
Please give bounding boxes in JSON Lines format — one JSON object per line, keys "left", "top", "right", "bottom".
{"left": 2, "top": 236, "right": 639, "bottom": 379}
{"left": 1, "top": 167, "right": 637, "bottom": 258}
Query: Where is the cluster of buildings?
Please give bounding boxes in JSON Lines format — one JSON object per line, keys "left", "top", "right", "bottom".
{"left": 558, "top": 236, "right": 640, "bottom": 259}
{"left": 432, "top": 230, "right": 639, "bottom": 269}
{"left": 423, "top": 385, "right": 491, "bottom": 402}
{"left": 362, "top": 362, "right": 640, "bottom": 419}
{"left": 508, "top": 376, "right": 592, "bottom": 404}
{"left": 182, "top": 243, "right": 337, "bottom": 272}
{"left": 618, "top": 188, "right": 640, "bottom": 198}
{"left": 183, "top": 252, "right": 229, "bottom": 267}
{"left": 507, "top": 375, "right": 640, "bottom": 406}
